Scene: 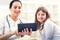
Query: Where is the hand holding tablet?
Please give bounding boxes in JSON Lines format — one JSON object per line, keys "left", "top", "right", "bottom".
{"left": 18, "top": 23, "right": 37, "bottom": 32}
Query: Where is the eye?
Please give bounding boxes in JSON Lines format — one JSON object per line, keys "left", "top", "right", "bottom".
{"left": 42, "top": 14, "right": 45, "bottom": 16}
{"left": 14, "top": 6, "right": 21, "bottom": 9}
{"left": 14, "top": 6, "right": 17, "bottom": 9}
{"left": 18, "top": 6, "right": 21, "bottom": 9}
{"left": 37, "top": 13, "right": 40, "bottom": 16}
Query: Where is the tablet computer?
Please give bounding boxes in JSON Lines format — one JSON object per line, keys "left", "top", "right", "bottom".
{"left": 18, "top": 23, "right": 37, "bottom": 32}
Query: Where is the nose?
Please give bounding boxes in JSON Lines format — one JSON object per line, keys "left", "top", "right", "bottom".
{"left": 16, "top": 8, "right": 20, "bottom": 11}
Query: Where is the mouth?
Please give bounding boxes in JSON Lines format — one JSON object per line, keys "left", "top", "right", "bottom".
{"left": 38, "top": 18, "right": 44, "bottom": 22}
{"left": 39, "top": 18, "right": 43, "bottom": 20}
{"left": 14, "top": 11, "right": 20, "bottom": 14}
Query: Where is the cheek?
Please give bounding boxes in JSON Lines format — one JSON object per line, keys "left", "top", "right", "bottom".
{"left": 37, "top": 16, "right": 46, "bottom": 22}
{"left": 10, "top": 8, "right": 14, "bottom": 13}
{"left": 37, "top": 16, "right": 39, "bottom": 20}
{"left": 43, "top": 15, "right": 46, "bottom": 20}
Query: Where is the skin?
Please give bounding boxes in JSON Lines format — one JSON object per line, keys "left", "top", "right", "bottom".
{"left": 37, "top": 10, "right": 46, "bottom": 23}
{"left": 9, "top": 1, "right": 22, "bottom": 21}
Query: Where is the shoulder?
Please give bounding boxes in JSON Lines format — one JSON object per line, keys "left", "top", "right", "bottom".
{"left": 0, "top": 15, "right": 8, "bottom": 25}
{"left": 44, "top": 19, "right": 55, "bottom": 26}
{"left": 44, "top": 18, "right": 59, "bottom": 30}
{"left": 44, "top": 19, "right": 57, "bottom": 30}
{"left": 0, "top": 16, "right": 5, "bottom": 23}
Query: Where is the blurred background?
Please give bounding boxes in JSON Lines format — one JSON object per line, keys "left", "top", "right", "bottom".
{"left": 0, "top": 0, "right": 60, "bottom": 26}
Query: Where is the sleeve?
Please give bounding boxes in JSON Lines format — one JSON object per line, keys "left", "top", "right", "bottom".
{"left": 0, "top": 17, "right": 5, "bottom": 35}
{"left": 52, "top": 24, "right": 60, "bottom": 40}
{"left": 43, "top": 20, "right": 54, "bottom": 40}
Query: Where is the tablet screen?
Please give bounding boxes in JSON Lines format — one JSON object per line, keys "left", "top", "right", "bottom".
{"left": 18, "top": 23, "right": 37, "bottom": 32}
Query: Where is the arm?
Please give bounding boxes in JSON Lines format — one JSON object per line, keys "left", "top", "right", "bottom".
{"left": 43, "top": 20, "right": 54, "bottom": 40}
{"left": 0, "top": 32, "right": 14, "bottom": 40}
{"left": 52, "top": 24, "right": 60, "bottom": 40}
{"left": 0, "top": 17, "right": 15, "bottom": 40}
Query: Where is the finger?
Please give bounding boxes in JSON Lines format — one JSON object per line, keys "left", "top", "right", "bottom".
{"left": 30, "top": 28, "right": 32, "bottom": 32}
{"left": 23, "top": 28, "right": 26, "bottom": 35}
{"left": 22, "top": 30, "right": 23, "bottom": 32}
{"left": 29, "top": 28, "right": 32, "bottom": 35}
{"left": 15, "top": 30, "right": 19, "bottom": 36}
{"left": 24, "top": 28, "right": 26, "bottom": 32}
{"left": 26, "top": 28, "right": 29, "bottom": 35}
{"left": 26, "top": 28, "right": 29, "bottom": 32}
{"left": 22, "top": 30, "right": 25, "bottom": 35}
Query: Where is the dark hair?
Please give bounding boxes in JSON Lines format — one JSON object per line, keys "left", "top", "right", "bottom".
{"left": 9, "top": 0, "right": 22, "bottom": 9}
{"left": 35, "top": 7, "right": 50, "bottom": 30}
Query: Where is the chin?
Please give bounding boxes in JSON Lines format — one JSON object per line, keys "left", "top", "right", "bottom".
{"left": 14, "top": 15, "right": 18, "bottom": 17}
{"left": 15, "top": 14, "right": 19, "bottom": 16}
{"left": 38, "top": 20, "right": 42, "bottom": 23}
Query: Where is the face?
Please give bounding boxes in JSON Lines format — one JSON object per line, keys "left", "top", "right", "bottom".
{"left": 37, "top": 10, "right": 46, "bottom": 23}
{"left": 10, "top": 1, "right": 22, "bottom": 17}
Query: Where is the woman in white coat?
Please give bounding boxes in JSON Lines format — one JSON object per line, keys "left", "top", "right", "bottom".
{"left": 0, "top": 0, "right": 32, "bottom": 40}
{"left": 35, "top": 7, "right": 60, "bottom": 40}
